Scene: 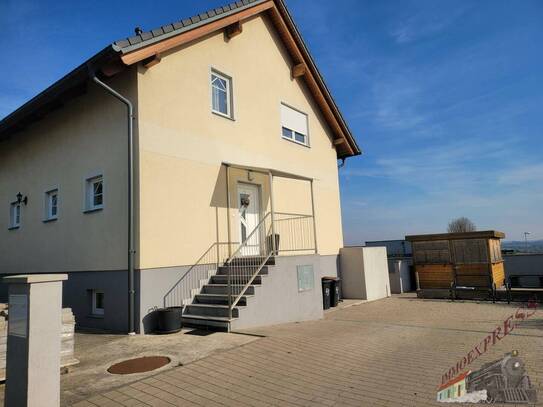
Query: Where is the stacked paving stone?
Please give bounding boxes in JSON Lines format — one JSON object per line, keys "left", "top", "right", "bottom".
{"left": 0, "top": 304, "right": 79, "bottom": 380}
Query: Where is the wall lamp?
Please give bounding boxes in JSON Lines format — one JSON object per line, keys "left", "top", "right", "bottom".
{"left": 16, "top": 192, "right": 28, "bottom": 206}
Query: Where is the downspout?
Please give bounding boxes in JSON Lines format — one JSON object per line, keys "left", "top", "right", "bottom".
{"left": 89, "top": 68, "right": 136, "bottom": 335}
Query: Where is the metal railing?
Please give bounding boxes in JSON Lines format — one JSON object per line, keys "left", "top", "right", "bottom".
{"left": 227, "top": 212, "right": 274, "bottom": 318}
{"left": 163, "top": 242, "right": 237, "bottom": 307}
{"left": 163, "top": 211, "right": 316, "bottom": 318}
{"left": 274, "top": 212, "right": 316, "bottom": 253}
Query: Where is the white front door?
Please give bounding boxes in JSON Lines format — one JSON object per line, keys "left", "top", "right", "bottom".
{"left": 238, "top": 183, "right": 261, "bottom": 256}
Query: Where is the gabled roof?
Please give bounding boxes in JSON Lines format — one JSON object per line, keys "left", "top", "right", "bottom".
{"left": 0, "top": 0, "right": 361, "bottom": 159}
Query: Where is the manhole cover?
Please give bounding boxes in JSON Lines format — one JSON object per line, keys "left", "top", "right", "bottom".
{"left": 107, "top": 356, "right": 171, "bottom": 375}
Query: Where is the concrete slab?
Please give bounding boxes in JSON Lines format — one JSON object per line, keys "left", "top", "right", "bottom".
{"left": 0, "top": 327, "right": 257, "bottom": 406}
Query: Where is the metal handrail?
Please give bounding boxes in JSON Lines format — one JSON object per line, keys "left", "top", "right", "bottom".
{"left": 164, "top": 211, "right": 316, "bottom": 321}
{"left": 163, "top": 242, "right": 237, "bottom": 307}
{"left": 226, "top": 213, "right": 272, "bottom": 262}
{"left": 227, "top": 213, "right": 274, "bottom": 318}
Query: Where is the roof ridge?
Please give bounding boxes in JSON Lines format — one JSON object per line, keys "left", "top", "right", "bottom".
{"left": 113, "top": 0, "right": 262, "bottom": 52}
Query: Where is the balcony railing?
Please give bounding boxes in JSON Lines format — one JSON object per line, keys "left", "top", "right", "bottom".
{"left": 273, "top": 212, "right": 316, "bottom": 253}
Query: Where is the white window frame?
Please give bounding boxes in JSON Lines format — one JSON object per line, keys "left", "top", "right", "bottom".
{"left": 44, "top": 188, "right": 59, "bottom": 222}
{"left": 8, "top": 202, "right": 21, "bottom": 230}
{"left": 84, "top": 174, "right": 103, "bottom": 212}
{"left": 210, "top": 69, "right": 234, "bottom": 119}
{"left": 280, "top": 102, "right": 310, "bottom": 147}
{"left": 91, "top": 289, "right": 104, "bottom": 316}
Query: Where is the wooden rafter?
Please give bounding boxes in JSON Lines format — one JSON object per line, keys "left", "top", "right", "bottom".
{"left": 225, "top": 21, "right": 243, "bottom": 39}
{"left": 142, "top": 54, "right": 162, "bottom": 69}
{"left": 267, "top": 5, "right": 355, "bottom": 157}
{"left": 291, "top": 63, "right": 306, "bottom": 78}
{"left": 120, "top": 1, "right": 274, "bottom": 65}
{"left": 117, "top": 0, "right": 358, "bottom": 157}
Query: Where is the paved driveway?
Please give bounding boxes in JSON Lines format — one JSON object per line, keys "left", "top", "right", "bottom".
{"left": 74, "top": 295, "right": 543, "bottom": 406}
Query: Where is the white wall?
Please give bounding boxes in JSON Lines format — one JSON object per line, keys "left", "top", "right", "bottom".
{"left": 388, "top": 258, "right": 413, "bottom": 294}
{"left": 340, "top": 247, "right": 390, "bottom": 301}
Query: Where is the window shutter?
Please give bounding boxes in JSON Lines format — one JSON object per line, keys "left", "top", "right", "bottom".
{"left": 281, "top": 104, "right": 308, "bottom": 135}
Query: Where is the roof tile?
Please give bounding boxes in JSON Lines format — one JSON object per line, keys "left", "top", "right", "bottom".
{"left": 140, "top": 31, "right": 153, "bottom": 41}
{"left": 181, "top": 18, "right": 192, "bottom": 27}
{"left": 115, "top": 39, "right": 131, "bottom": 48}
{"left": 127, "top": 36, "right": 142, "bottom": 45}
{"left": 151, "top": 28, "right": 164, "bottom": 36}
{"left": 190, "top": 15, "right": 201, "bottom": 24}
{"left": 163, "top": 24, "right": 174, "bottom": 33}
{"left": 199, "top": 13, "right": 209, "bottom": 20}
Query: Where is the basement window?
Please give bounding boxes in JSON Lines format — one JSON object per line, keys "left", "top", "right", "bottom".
{"left": 92, "top": 290, "right": 104, "bottom": 316}
{"left": 211, "top": 70, "right": 233, "bottom": 119}
{"left": 281, "top": 103, "right": 309, "bottom": 146}
{"left": 85, "top": 175, "right": 103, "bottom": 212}
{"left": 9, "top": 202, "right": 21, "bottom": 229}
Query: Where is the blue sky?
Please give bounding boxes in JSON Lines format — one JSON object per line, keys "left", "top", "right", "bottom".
{"left": 1, "top": 0, "right": 542, "bottom": 244}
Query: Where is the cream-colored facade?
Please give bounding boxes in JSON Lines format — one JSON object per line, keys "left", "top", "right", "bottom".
{"left": 0, "top": 4, "right": 358, "bottom": 333}
{"left": 0, "top": 72, "right": 136, "bottom": 274}
{"left": 137, "top": 14, "right": 344, "bottom": 269}
{"left": 0, "top": 14, "right": 345, "bottom": 274}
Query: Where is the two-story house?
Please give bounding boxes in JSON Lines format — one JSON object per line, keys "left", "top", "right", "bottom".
{"left": 0, "top": 0, "right": 361, "bottom": 333}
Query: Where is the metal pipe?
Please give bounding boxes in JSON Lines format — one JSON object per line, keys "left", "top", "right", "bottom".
{"left": 268, "top": 171, "right": 276, "bottom": 255}
{"left": 310, "top": 180, "right": 318, "bottom": 254}
{"left": 91, "top": 73, "right": 136, "bottom": 335}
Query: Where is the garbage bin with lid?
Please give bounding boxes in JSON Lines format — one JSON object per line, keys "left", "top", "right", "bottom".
{"left": 321, "top": 278, "right": 332, "bottom": 310}
{"left": 330, "top": 277, "right": 341, "bottom": 307}
{"left": 324, "top": 277, "right": 341, "bottom": 307}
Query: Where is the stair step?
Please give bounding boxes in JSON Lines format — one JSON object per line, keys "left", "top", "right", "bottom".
{"left": 182, "top": 314, "right": 232, "bottom": 331}
{"left": 228, "top": 256, "right": 275, "bottom": 266}
{"left": 210, "top": 274, "right": 262, "bottom": 285}
{"left": 217, "top": 266, "right": 269, "bottom": 276}
{"left": 202, "top": 284, "right": 256, "bottom": 295}
{"left": 195, "top": 294, "right": 251, "bottom": 305}
{"left": 184, "top": 304, "right": 240, "bottom": 318}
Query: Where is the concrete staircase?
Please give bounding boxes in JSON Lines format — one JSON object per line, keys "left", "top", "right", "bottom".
{"left": 182, "top": 256, "right": 275, "bottom": 330}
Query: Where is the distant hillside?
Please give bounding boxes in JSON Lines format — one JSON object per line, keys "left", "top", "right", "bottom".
{"left": 502, "top": 240, "right": 543, "bottom": 254}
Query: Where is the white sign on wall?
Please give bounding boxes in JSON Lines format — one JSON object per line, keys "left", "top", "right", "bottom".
{"left": 8, "top": 294, "right": 28, "bottom": 338}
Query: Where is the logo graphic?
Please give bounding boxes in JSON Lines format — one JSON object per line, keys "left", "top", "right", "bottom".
{"left": 437, "top": 351, "right": 537, "bottom": 404}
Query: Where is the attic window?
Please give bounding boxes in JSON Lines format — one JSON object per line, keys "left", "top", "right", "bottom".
{"left": 281, "top": 103, "right": 309, "bottom": 146}
{"left": 211, "top": 70, "right": 233, "bottom": 119}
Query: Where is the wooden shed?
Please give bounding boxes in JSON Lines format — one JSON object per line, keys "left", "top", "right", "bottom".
{"left": 406, "top": 231, "right": 505, "bottom": 291}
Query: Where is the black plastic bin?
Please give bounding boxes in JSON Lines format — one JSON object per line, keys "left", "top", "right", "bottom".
{"left": 321, "top": 279, "right": 332, "bottom": 310}
{"left": 156, "top": 306, "right": 183, "bottom": 334}
{"left": 330, "top": 277, "right": 341, "bottom": 307}
{"left": 266, "top": 233, "right": 280, "bottom": 253}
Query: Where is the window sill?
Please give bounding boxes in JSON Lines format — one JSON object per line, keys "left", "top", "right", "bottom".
{"left": 43, "top": 217, "right": 58, "bottom": 223}
{"left": 7, "top": 226, "right": 20, "bottom": 231}
{"left": 282, "top": 136, "right": 310, "bottom": 148}
{"left": 87, "top": 314, "right": 104, "bottom": 319}
{"left": 83, "top": 207, "right": 103, "bottom": 214}
{"left": 212, "top": 110, "right": 235, "bottom": 121}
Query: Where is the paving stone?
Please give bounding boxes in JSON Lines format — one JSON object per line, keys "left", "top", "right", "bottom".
{"left": 76, "top": 295, "right": 543, "bottom": 406}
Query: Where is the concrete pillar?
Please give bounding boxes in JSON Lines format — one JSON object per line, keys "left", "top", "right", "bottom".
{"left": 3, "top": 274, "right": 68, "bottom": 407}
